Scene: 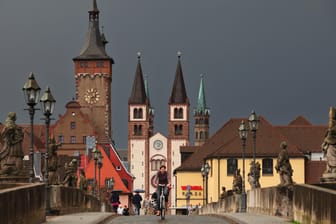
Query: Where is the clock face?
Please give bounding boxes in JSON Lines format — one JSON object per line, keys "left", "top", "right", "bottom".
{"left": 153, "top": 140, "right": 163, "bottom": 150}
{"left": 84, "top": 88, "right": 100, "bottom": 104}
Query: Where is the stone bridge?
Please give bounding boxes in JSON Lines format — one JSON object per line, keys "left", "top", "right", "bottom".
{"left": 199, "top": 184, "right": 336, "bottom": 224}
{"left": 0, "top": 183, "right": 101, "bottom": 224}
{"left": 2, "top": 182, "right": 336, "bottom": 224}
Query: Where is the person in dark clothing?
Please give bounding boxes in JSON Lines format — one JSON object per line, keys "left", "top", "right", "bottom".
{"left": 123, "top": 205, "right": 130, "bottom": 216}
{"left": 110, "top": 192, "right": 120, "bottom": 213}
{"left": 132, "top": 192, "right": 142, "bottom": 215}
{"left": 154, "top": 165, "right": 171, "bottom": 216}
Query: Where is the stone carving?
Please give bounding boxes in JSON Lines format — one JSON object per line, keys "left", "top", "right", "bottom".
{"left": 275, "top": 141, "right": 293, "bottom": 187}
{"left": 232, "top": 169, "right": 242, "bottom": 194}
{"left": 248, "top": 161, "right": 261, "bottom": 189}
{"left": 321, "top": 107, "right": 336, "bottom": 182}
{"left": 0, "top": 112, "right": 24, "bottom": 176}
{"left": 78, "top": 169, "right": 88, "bottom": 191}
{"left": 48, "top": 138, "right": 61, "bottom": 185}
{"left": 62, "top": 159, "right": 78, "bottom": 187}
{"left": 220, "top": 186, "right": 227, "bottom": 199}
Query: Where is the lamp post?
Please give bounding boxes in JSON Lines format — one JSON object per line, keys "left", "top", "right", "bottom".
{"left": 23, "top": 73, "right": 41, "bottom": 183}
{"left": 201, "top": 162, "right": 210, "bottom": 204}
{"left": 97, "top": 151, "right": 103, "bottom": 201}
{"left": 238, "top": 120, "right": 248, "bottom": 212}
{"left": 92, "top": 147, "right": 99, "bottom": 197}
{"left": 40, "top": 87, "right": 56, "bottom": 215}
{"left": 248, "top": 111, "right": 259, "bottom": 189}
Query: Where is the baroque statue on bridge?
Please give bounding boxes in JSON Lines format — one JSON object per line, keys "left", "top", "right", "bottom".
{"left": 48, "top": 138, "right": 61, "bottom": 185}
{"left": 248, "top": 161, "right": 261, "bottom": 189}
{"left": 0, "top": 112, "right": 24, "bottom": 176}
{"left": 321, "top": 107, "right": 336, "bottom": 182}
{"left": 275, "top": 141, "right": 293, "bottom": 187}
{"left": 62, "top": 159, "right": 78, "bottom": 187}
{"left": 232, "top": 169, "right": 242, "bottom": 194}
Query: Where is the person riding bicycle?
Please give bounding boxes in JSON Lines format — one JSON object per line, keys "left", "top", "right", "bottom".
{"left": 154, "top": 165, "right": 170, "bottom": 216}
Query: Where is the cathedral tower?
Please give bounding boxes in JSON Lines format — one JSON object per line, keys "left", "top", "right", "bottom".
{"left": 128, "top": 53, "right": 154, "bottom": 193}
{"left": 194, "top": 75, "right": 210, "bottom": 146}
{"left": 73, "top": 0, "right": 114, "bottom": 143}
{"left": 168, "top": 52, "right": 190, "bottom": 205}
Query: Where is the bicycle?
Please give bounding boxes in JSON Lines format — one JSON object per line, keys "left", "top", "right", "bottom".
{"left": 158, "top": 184, "right": 166, "bottom": 220}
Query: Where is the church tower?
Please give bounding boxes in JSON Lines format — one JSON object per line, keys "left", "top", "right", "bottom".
{"left": 194, "top": 75, "right": 210, "bottom": 146}
{"left": 168, "top": 52, "right": 190, "bottom": 205}
{"left": 73, "top": 0, "right": 114, "bottom": 143}
{"left": 128, "top": 53, "right": 154, "bottom": 193}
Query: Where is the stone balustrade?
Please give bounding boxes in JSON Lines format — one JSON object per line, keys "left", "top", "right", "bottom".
{"left": 50, "top": 185, "right": 101, "bottom": 215}
{"left": 199, "top": 184, "right": 336, "bottom": 224}
{"left": 0, "top": 183, "right": 45, "bottom": 224}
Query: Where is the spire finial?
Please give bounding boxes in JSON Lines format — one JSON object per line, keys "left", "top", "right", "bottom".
{"left": 177, "top": 51, "right": 182, "bottom": 58}
{"left": 200, "top": 73, "right": 204, "bottom": 78}
{"left": 137, "top": 51, "right": 141, "bottom": 60}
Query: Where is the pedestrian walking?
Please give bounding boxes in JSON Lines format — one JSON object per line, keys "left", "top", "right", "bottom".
{"left": 132, "top": 192, "right": 142, "bottom": 215}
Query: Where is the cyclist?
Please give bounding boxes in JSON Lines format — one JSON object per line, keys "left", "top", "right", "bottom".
{"left": 154, "top": 165, "right": 170, "bottom": 216}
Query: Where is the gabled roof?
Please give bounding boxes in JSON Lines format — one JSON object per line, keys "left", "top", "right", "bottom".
{"left": 276, "top": 116, "right": 327, "bottom": 153}
{"left": 288, "top": 115, "right": 312, "bottom": 126}
{"left": 129, "top": 54, "right": 148, "bottom": 105}
{"left": 169, "top": 54, "right": 189, "bottom": 104}
{"left": 176, "top": 116, "right": 305, "bottom": 172}
{"left": 85, "top": 144, "right": 130, "bottom": 193}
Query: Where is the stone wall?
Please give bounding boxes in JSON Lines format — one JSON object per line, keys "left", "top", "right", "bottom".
{"left": 293, "top": 184, "right": 336, "bottom": 224}
{"left": 0, "top": 183, "right": 45, "bottom": 224}
{"left": 247, "top": 186, "right": 293, "bottom": 218}
{"left": 50, "top": 185, "right": 100, "bottom": 215}
{"left": 199, "top": 184, "right": 336, "bottom": 224}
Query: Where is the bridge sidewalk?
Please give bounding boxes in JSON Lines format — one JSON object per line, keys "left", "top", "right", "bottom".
{"left": 43, "top": 212, "right": 115, "bottom": 224}
{"left": 220, "top": 212, "right": 291, "bottom": 224}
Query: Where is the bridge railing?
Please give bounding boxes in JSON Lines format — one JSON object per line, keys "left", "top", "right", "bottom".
{"left": 50, "top": 185, "right": 101, "bottom": 215}
{"left": 199, "top": 184, "right": 336, "bottom": 224}
{"left": 0, "top": 183, "right": 45, "bottom": 224}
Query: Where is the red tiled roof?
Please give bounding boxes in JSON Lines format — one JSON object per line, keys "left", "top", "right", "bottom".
{"left": 176, "top": 116, "right": 306, "bottom": 172}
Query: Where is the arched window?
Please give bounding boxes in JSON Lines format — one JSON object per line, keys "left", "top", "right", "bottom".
{"left": 174, "top": 108, "right": 178, "bottom": 118}
{"left": 199, "top": 131, "right": 204, "bottom": 139}
{"left": 178, "top": 108, "right": 183, "bottom": 118}
{"left": 175, "top": 124, "right": 183, "bottom": 135}
{"left": 195, "top": 132, "right": 199, "bottom": 140}
{"left": 133, "top": 108, "right": 138, "bottom": 118}
{"left": 138, "top": 108, "right": 143, "bottom": 119}
{"left": 134, "top": 125, "right": 143, "bottom": 136}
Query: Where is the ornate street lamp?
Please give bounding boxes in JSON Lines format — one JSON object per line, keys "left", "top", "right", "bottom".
{"left": 92, "top": 146, "right": 99, "bottom": 197}
{"left": 238, "top": 120, "right": 248, "bottom": 212}
{"left": 23, "top": 73, "right": 41, "bottom": 183}
{"left": 248, "top": 110, "right": 259, "bottom": 189}
{"left": 201, "top": 162, "right": 210, "bottom": 204}
{"left": 40, "top": 87, "right": 56, "bottom": 215}
{"left": 97, "top": 151, "right": 103, "bottom": 201}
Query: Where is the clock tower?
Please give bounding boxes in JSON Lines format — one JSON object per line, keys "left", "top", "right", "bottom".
{"left": 73, "top": 0, "right": 114, "bottom": 143}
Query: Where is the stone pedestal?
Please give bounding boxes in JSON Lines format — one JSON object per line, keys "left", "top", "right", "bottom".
{"left": 275, "top": 185, "right": 293, "bottom": 217}
{"left": 320, "top": 172, "right": 336, "bottom": 183}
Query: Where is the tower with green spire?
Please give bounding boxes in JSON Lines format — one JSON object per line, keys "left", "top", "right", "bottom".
{"left": 194, "top": 74, "right": 210, "bottom": 146}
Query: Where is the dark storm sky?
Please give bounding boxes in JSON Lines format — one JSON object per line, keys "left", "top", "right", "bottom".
{"left": 0, "top": 0, "right": 336, "bottom": 148}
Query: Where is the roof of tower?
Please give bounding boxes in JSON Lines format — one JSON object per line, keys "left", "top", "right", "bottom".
{"left": 194, "top": 74, "right": 210, "bottom": 114}
{"left": 129, "top": 53, "right": 148, "bottom": 104}
{"left": 73, "top": 0, "right": 114, "bottom": 62}
{"left": 169, "top": 52, "right": 189, "bottom": 104}
{"left": 144, "top": 75, "right": 151, "bottom": 105}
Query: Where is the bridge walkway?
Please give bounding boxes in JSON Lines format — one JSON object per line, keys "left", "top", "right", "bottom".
{"left": 43, "top": 212, "right": 290, "bottom": 224}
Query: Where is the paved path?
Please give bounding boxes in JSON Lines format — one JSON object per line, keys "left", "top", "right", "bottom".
{"left": 43, "top": 212, "right": 291, "bottom": 224}
{"left": 43, "top": 212, "right": 115, "bottom": 224}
